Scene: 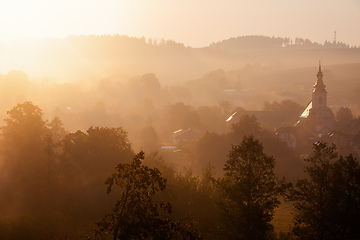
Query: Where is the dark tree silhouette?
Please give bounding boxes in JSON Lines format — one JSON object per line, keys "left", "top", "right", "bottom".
{"left": 165, "top": 102, "right": 200, "bottom": 131}
{"left": 95, "top": 151, "right": 202, "bottom": 240}
{"left": 263, "top": 100, "right": 304, "bottom": 113}
{"left": 289, "top": 142, "right": 360, "bottom": 240}
{"left": 0, "top": 101, "right": 57, "bottom": 213}
{"left": 230, "top": 115, "right": 261, "bottom": 142}
{"left": 335, "top": 107, "right": 353, "bottom": 123}
{"left": 217, "top": 136, "right": 281, "bottom": 240}
{"left": 61, "top": 126, "right": 134, "bottom": 181}
{"left": 2, "top": 101, "right": 48, "bottom": 154}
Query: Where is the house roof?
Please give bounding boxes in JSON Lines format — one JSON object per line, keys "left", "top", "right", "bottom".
{"left": 300, "top": 101, "right": 312, "bottom": 118}
{"left": 173, "top": 129, "right": 201, "bottom": 140}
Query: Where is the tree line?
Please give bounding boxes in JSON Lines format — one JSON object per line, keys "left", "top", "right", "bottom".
{"left": 0, "top": 101, "right": 359, "bottom": 239}
{"left": 210, "top": 36, "right": 358, "bottom": 51}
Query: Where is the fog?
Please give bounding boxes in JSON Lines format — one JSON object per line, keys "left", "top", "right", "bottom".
{"left": 0, "top": 35, "right": 360, "bottom": 239}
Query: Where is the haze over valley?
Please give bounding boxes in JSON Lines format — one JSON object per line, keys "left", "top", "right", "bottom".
{"left": 1, "top": 35, "right": 360, "bottom": 138}
{"left": 1, "top": 1, "right": 360, "bottom": 239}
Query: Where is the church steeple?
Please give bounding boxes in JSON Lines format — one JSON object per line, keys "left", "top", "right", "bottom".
{"left": 313, "top": 61, "right": 326, "bottom": 93}
{"left": 299, "top": 62, "right": 335, "bottom": 131}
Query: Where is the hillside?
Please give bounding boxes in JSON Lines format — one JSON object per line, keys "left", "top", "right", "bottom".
{"left": 0, "top": 35, "right": 359, "bottom": 84}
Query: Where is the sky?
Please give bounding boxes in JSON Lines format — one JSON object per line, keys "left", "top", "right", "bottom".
{"left": 0, "top": 0, "right": 359, "bottom": 47}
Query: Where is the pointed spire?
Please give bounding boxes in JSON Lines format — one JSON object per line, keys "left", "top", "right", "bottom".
{"left": 314, "top": 61, "right": 326, "bottom": 92}
{"left": 317, "top": 60, "right": 323, "bottom": 80}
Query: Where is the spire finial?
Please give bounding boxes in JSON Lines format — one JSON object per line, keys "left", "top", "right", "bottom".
{"left": 315, "top": 61, "right": 324, "bottom": 89}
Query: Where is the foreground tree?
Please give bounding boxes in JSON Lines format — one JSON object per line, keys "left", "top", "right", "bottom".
{"left": 2, "top": 101, "right": 48, "bottom": 160}
{"left": 218, "top": 135, "right": 281, "bottom": 240}
{"left": 0, "top": 102, "right": 61, "bottom": 214}
{"left": 95, "top": 151, "right": 202, "bottom": 240}
{"left": 230, "top": 115, "right": 261, "bottom": 142}
{"left": 61, "top": 126, "right": 134, "bottom": 182}
{"left": 289, "top": 142, "right": 360, "bottom": 240}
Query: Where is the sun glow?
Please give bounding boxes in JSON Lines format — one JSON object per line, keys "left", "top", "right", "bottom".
{"left": 0, "top": 0, "right": 136, "bottom": 41}
{"left": 0, "top": 1, "right": 359, "bottom": 47}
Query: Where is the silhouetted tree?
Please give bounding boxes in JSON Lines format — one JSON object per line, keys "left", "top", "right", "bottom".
{"left": 217, "top": 136, "right": 281, "bottom": 240}
{"left": 263, "top": 100, "right": 303, "bottom": 113}
{"left": 165, "top": 102, "right": 200, "bottom": 131}
{"left": 230, "top": 115, "right": 261, "bottom": 142}
{"left": 62, "top": 126, "right": 134, "bottom": 179}
{"left": 289, "top": 142, "right": 360, "bottom": 240}
{"left": 95, "top": 151, "right": 202, "bottom": 240}
{"left": 143, "top": 152, "right": 221, "bottom": 239}
{"left": 229, "top": 114, "right": 303, "bottom": 180}
{"left": 219, "top": 100, "right": 233, "bottom": 116}
{"left": 128, "top": 73, "right": 162, "bottom": 103}
{"left": 57, "top": 127, "right": 135, "bottom": 223}
{"left": 2, "top": 101, "right": 48, "bottom": 154}
{"left": 335, "top": 107, "right": 353, "bottom": 123}
{"left": 0, "top": 101, "right": 55, "bottom": 213}
{"left": 139, "top": 126, "right": 159, "bottom": 153}
{"left": 196, "top": 132, "right": 230, "bottom": 175}
{"left": 48, "top": 116, "right": 67, "bottom": 144}
{"left": 197, "top": 105, "right": 225, "bottom": 133}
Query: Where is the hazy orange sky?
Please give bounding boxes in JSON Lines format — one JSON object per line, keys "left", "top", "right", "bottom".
{"left": 0, "top": 0, "right": 359, "bottom": 47}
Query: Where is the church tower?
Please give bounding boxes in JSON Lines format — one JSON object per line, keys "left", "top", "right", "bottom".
{"left": 312, "top": 62, "right": 327, "bottom": 112}
{"left": 308, "top": 62, "right": 335, "bottom": 131}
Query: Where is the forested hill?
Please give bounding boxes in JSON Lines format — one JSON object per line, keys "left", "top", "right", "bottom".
{"left": 0, "top": 35, "right": 359, "bottom": 83}
{"left": 208, "top": 35, "right": 355, "bottom": 51}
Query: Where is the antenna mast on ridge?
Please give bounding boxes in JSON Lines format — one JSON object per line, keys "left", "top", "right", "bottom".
{"left": 334, "top": 31, "right": 337, "bottom": 43}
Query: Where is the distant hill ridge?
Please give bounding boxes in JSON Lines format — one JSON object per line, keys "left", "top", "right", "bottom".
{"left": 0, "top": 35, "right": 359, "bottom": 83}
{"left": 209, "top": 35, "right": 356, "bottom": 51}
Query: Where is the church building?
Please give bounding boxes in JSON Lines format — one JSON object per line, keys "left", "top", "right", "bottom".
{"left": 277, "top": 62, "right": 336, "bottom": 149}
{"left": 299, "top": 62, "right": 335, "bottom": 133}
